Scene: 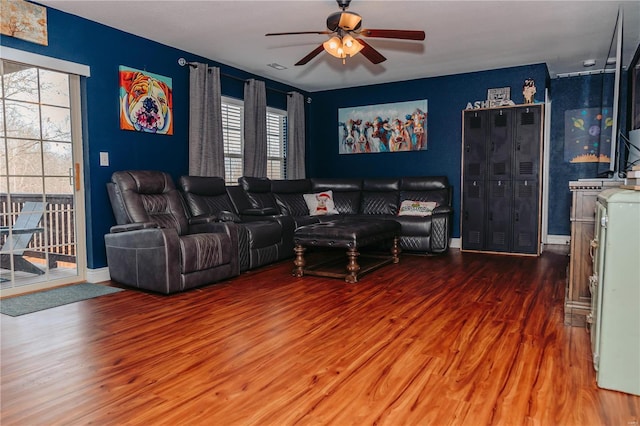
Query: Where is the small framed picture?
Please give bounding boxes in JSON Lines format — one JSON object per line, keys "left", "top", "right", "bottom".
{"left": 487, "top": 87, "right": 511, "bottom": 107}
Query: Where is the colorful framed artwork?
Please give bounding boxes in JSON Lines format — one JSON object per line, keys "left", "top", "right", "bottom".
{"left": 338, "top": 99, "right": 427, "bottom": 154}
{"left": 564, "top": 107, "right": 612, "bottom": 163}
{"left": 0, "top": 0, "right": 48, "bottom": 46}
{"left": 119, "top": 66, "right": 173, "bottom": 135}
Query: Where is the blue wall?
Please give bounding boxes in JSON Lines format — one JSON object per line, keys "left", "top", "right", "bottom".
{"left": 1, "top": 6, "right": 308, "bottom": 269}
{"left": 306, "top": 64, "right": 550, "bottom": 238}
{"left": 547, "top": 73, "right": 616, "bottom": 235}
{"left": 3, "top": 5, "right": 622, "bottom": 270}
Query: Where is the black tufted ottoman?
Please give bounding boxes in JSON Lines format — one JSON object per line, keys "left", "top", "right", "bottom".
{"left": 293, "top": 219, "right": 400, "bottom": 283}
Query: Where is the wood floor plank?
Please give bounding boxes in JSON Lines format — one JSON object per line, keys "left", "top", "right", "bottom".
{"left": 1, "top": 250, "right": 638, "bottom": 425}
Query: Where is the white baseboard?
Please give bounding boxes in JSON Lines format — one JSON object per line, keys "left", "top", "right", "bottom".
{"left": 450, "top": 238, "right": 461, "bottom": 249}
{"left": 85, "top": 267, "right": 111, "bottom": 283}
{"left": 545, "top": 234, "right": 570, "bottom": 246}
{"left": 452, "top": 236, "right": 568, "bottom": 252}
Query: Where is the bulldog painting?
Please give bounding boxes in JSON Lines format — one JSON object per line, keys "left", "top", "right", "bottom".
{"left": 119, "top": 66, "right": 173, "bottom": 135}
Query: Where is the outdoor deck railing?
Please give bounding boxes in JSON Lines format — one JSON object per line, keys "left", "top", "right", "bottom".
{"left": 0, "top": 193, "right": 76, "bottom": 266}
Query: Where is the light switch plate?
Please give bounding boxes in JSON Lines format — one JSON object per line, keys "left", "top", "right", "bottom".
{"left": 99, "top": 151, "right": 109, "bottom": 167}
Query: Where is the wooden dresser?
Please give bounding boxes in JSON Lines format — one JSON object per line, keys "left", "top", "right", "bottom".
{"left": 565, "top": 180, "right": 622, "bottom": 327}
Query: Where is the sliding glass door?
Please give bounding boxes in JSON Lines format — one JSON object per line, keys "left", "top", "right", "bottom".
{"left": 0, "top": 59, "right": 86, "bottom": 295}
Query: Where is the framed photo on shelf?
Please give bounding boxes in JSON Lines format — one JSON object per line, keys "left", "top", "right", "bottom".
{"left": 487, "top": 87, "right": 511, "bottom": 108}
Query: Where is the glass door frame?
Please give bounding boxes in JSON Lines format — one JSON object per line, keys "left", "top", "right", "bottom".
{"left": 0, "top": 49, "right": 89, "bottom": 297}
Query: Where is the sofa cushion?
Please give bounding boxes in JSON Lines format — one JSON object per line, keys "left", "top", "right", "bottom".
{"left": 311, "top": 178, "right": 363, "bottom": 192}
{"left": 242, "top": 221, "right": 282, "bottom": 249}
{"left": 272, "top": 179, "right": 312, "bottom": 216}
{"left": 361, "top": 192, "right": 398, "bottom": 215}
{"left": 179, "top": 175, "right": 227, "bottom": 196}
{"left": 303, "top": 191, "right": 339, "bottom": 216}
{"left": 360, "top": 179, "right": 400, "bottom": 215}
{"left": 400, "top": 190, "right": 449, "bottom": 208}
{"left": 400, "top": 176, "right": 451, "bottom": 207}
{"left": 311, "top": 178, "right": 363, "bottom": 214}
{"left": 398, "top": 200, "right": 438, "bottom": 216}
{"left": 113, "top": 170, "right": 190, "bottom": 235}
{"left": 238, "top": 176, "right": 279, "bottom": 210}
{"left": 329, "top": 192, "right": 360, "bottom": 214}
{"left": 274, "top": 193, "right": 308, "bottom": 216}
{"left": 290, "top": 215, "right": 321, "bottom": 228}
{"left": 178, "top": 176, "right": 241, "bottom": 221}
{"left": 179, "top": 232, "right": 231, "bottom": 274}
{"left": 363, "top": 178, "right": 400, "bottom": 192}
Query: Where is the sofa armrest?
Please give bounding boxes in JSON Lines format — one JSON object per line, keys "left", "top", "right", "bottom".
{"left": 430, "top": 209, "right": 451, "bottom": 253}
{"left": 432, "top": 205, "right": 452, "bottom": 216}
{"left": 242, "top": 207, "right": 279, "bottom": 216}
{"left": 110, "top": 222, "right": 158, "bottom": 233}
{"left": 218, "top": 210, "right": 241, "bottom": 222}
{"left": 188, "top": 219, "right": 237, "bottom": 237}
{"left": 188, "top": 214, "right": 218, "bottom": 225}
{"left": 104, "top": 227, "right": 182, "bottom": 294}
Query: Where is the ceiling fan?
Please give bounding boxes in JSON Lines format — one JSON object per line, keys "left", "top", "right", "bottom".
{"left": 265, "top": 0, "right": 426, "bottom": 66}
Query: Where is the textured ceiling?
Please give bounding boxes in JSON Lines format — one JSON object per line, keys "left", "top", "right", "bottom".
{"left": 38, "top": 0, "right": 640, "bottom": 92}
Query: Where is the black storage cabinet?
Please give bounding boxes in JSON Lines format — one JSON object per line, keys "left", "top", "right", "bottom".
{"left": 461, "top": 104, "right": 543, "bottom": 255}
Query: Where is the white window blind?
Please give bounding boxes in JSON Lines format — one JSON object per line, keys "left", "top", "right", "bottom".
{"left": 221, "top": 96, "right": 286, "bottom": 183}
{"left": 266, "top": 108, "right": 286, "bottom": 180}
{"left": 221, "top": 99, "right": 243, "bottom": 183}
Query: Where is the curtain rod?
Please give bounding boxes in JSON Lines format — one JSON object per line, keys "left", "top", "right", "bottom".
{"left": 178, "top": 57, "right": 311, "bottom": 103}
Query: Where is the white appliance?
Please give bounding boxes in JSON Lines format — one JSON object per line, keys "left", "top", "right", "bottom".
{"left": 589, "top": 188, "right": 640, "bottom": 395}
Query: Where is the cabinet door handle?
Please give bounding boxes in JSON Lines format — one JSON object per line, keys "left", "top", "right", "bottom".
{"left": 586, "top": 312, "right": 594, "bottom": 332}
{"left": 586, "top": 312, "right": 594, "bottom": 324}
{"left": 589, "top": 239, "right": 598, "bottom": 260}
{"left": 515, "top": 212, "right": 519, "bottom": 222}
{"left": 588, "top": 275, "right": 598, "bottom": 294}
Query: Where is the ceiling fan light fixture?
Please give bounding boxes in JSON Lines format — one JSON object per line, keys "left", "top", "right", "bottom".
{"left": 342, "top": 34, "right": 363, "bottom": 56}
{"left": 273, "top": 0, "right": 425, "bottom": 66}
{"left": 338, "top": 11, "right": 362, "bottom": 31}
{"left": 323, "top": 36, "right": 346, "bottom": 59}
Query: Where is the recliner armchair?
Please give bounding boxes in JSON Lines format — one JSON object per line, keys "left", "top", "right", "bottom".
{"left": 104, "top": 170, "right": 239, "bottom": 294}
{"left": 178, "top": 176, "right": 294, "bottom": 272}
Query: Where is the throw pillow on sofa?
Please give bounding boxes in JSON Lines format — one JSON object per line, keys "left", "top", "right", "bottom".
{"left": 398, "top": 200, "right": 437, "bottom": 216}
{"left": 303, "top": 191, "right": 339, "bottom": 216}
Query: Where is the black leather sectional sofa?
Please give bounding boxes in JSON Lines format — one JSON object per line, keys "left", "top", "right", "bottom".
{"left": 105, "top": 171, "right": 453, "bottom": 294}
{"left": 235, "top": 176, "right": 453, "bottom": 253}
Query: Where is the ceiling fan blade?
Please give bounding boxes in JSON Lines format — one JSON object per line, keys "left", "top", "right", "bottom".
{"left": 295, "top": 44, "right": 326, "bottom": 66}
{"left": 359, "top": 29, "right": 426, "bottom": 41}
{"left": 266, "top": 31, "right": 333, "bottom": 36}
{"left": 355, "top": 39, "right": 386, "bottom": 64}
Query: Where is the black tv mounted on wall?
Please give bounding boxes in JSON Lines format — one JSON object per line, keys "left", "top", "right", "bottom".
{"left": 599, "top": 7, "right": 624, "bottom": 178}
{"left": 623, "top": 36, "right": 640, "bottom": 170}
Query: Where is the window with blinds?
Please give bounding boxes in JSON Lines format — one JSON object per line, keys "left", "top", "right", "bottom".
{"left": 221, "top": 97, "right": 286, "bottom": 183}
{"left": 221, "top": 100, "right": 243, "bottom": 183}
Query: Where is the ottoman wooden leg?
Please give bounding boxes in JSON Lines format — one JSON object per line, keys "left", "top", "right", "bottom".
{"left": 293, "top": 244, "right": 306, "bottom": 277}
{"left": 391, "top": 236, "right": 401, "bottom": 264}
{"left": 345, "top": 247, "right": 360, "bottom": 283}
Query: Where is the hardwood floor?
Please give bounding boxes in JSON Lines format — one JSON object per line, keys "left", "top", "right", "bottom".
{"left": 1, "top": 250, "right": 638, "bottom": 425}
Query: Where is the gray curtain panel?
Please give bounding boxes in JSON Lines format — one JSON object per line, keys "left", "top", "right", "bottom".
{"left": 243, "top": 79, "right": 267, "bottom": 178}
{"left": 188, "top": 63, "right": 224, "bottom": 177}
{"left": 287, "top": 92, "right": 306, "bottom": 179}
